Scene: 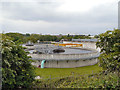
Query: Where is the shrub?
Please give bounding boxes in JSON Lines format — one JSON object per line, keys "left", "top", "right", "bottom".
{"left": 1, "top": 35, "right": 35, "bottom": 88}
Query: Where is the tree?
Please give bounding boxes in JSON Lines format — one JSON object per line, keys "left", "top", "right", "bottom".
{"left": 96, "top": 29, "right": 120, "bottom": 74}
{"left": 94, "top": 35, "right": 99, "bottom": 38}
{"left": 1, "top": 34, "right": 35, "bottom": 88}
{"left": 5, "top": 33, "right": 24, "bottom": 43}
{"left": 67, "top": 34, "right": 70, "bottom": 37}
{"left": 25, "top": 33, "right": 30, "bottom": 37}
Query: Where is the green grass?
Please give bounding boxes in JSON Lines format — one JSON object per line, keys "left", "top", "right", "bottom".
{"left": 33, "top": 65, "right": 119, "bottom": 88}
{"left": 35, "top": 64, "right": 102, "bottom": 78}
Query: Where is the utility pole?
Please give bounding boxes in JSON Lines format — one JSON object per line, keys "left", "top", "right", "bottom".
{"left": 118, "top": 1, "right": 120, "bottom": 29}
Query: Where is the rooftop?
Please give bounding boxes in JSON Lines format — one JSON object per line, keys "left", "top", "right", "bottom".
{"left": 72, "top": 39, "right": 98, "bottom": 42}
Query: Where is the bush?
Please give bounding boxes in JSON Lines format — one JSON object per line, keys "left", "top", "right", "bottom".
{"left": 1, "top": 35, "right": 35, "bottom": 88}
{"left": 32, "top": 73, "right": 119, "bottom": 88}
{"left": 96, "top": 29, "right": 120, "bottom": 73}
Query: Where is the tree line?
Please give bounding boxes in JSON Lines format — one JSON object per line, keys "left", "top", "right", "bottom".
{"left": 5, "top": 33, "right": 91, "bottom": 43}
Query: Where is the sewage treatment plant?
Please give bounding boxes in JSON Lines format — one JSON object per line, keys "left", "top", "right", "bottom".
{"left": 24, "top": 39, "right": 100, "bottom": 68}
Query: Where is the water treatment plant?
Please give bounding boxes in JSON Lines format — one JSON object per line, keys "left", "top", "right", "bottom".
{"left": 24, "top": 39, "right": 100, "bottom": 68}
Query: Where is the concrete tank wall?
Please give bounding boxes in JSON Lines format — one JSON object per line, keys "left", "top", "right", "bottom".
{"left": 32, "top": 57, "right": 98, "bottom": 68}
{"left": 45, "top": 58, "right": 98, "bottom": 68}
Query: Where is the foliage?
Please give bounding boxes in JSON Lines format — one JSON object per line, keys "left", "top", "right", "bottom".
{"left": 73, "top": 35, "right": 91, "bottom": 39}
{"left": 1, "top": 35, "right": 35, "bottom": 88}
{"left": 32, "top": 72, "right": 119, "bottom": 88}
{"left": 96, "top": 29, "right": 120, "bottom": 73}
{"left": 5, "top": 33, "right": 25, "bottom": 43}
{"left": 94, "top": 35, "right": 99, "bottom": 38}
{"left": 33, "top": 64, "right": 119, "bottom": 88}
{"left": 5, "top": 33, "right": 91, "bottom": 43}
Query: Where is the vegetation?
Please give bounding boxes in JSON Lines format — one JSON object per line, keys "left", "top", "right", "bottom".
{"left": 5, "top": 33, "right": 25, "bottom": 43}
{"left": 96, "top": 29, "right": 120, "bottom": 75}
{"left": 96, "top": 29, "right": 120, "bottom": 87}
{"left": 1, "top": 34, "right": 35, "bottom": 88}
{"left": 33, "top": 72, "right": 119, "bottom": 88}
{"left": 5, "top": 33, "right": 91, "bottom": 43}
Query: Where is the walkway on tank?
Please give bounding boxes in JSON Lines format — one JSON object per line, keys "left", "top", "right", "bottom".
{"left": 28, "top": 48, "right": 100, "bottom": 61}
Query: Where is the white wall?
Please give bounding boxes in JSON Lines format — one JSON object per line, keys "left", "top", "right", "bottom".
{"left": 81, "top": 42, "right": 100, "bottom": 52}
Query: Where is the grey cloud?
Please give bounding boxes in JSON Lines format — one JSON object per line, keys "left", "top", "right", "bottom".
{"left": 0, "top": 1, "right": 118, "bottom": 35}
{"left": 1, "top": 1, "right": 117, "bottom": 23}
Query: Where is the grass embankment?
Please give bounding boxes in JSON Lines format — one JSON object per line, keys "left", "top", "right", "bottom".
{"left": 33, "top": 64, "right": 119, "bottom": 88}
{"left": 33, "top": 73, "right": 119, "bottom": 88}
{"left": 35, "top": 64, "right": 102, "bottom": 78}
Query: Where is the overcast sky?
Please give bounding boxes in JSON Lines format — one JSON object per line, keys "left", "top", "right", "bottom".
{"left": 0, "top": 0, "right": 119, "bottom": 35}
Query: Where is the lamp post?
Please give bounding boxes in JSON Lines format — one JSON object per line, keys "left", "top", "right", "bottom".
{"left": 118, "top": 1, "right": 120, "bottom": 29}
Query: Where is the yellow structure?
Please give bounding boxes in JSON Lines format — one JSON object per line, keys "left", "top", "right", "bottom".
{"left": 55, "top": 43, "right": 83, "bottom": 47}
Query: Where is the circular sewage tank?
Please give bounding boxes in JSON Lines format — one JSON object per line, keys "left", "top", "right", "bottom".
{"left": 25, "top": 44, "right": 100, "bottom": 68}
{"left": 26, "top": 44, "right": 93, "bottom": 54}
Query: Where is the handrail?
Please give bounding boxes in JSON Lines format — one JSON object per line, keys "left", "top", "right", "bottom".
{"left": 28, "top": 50, "right": 100, "bottom": 61}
